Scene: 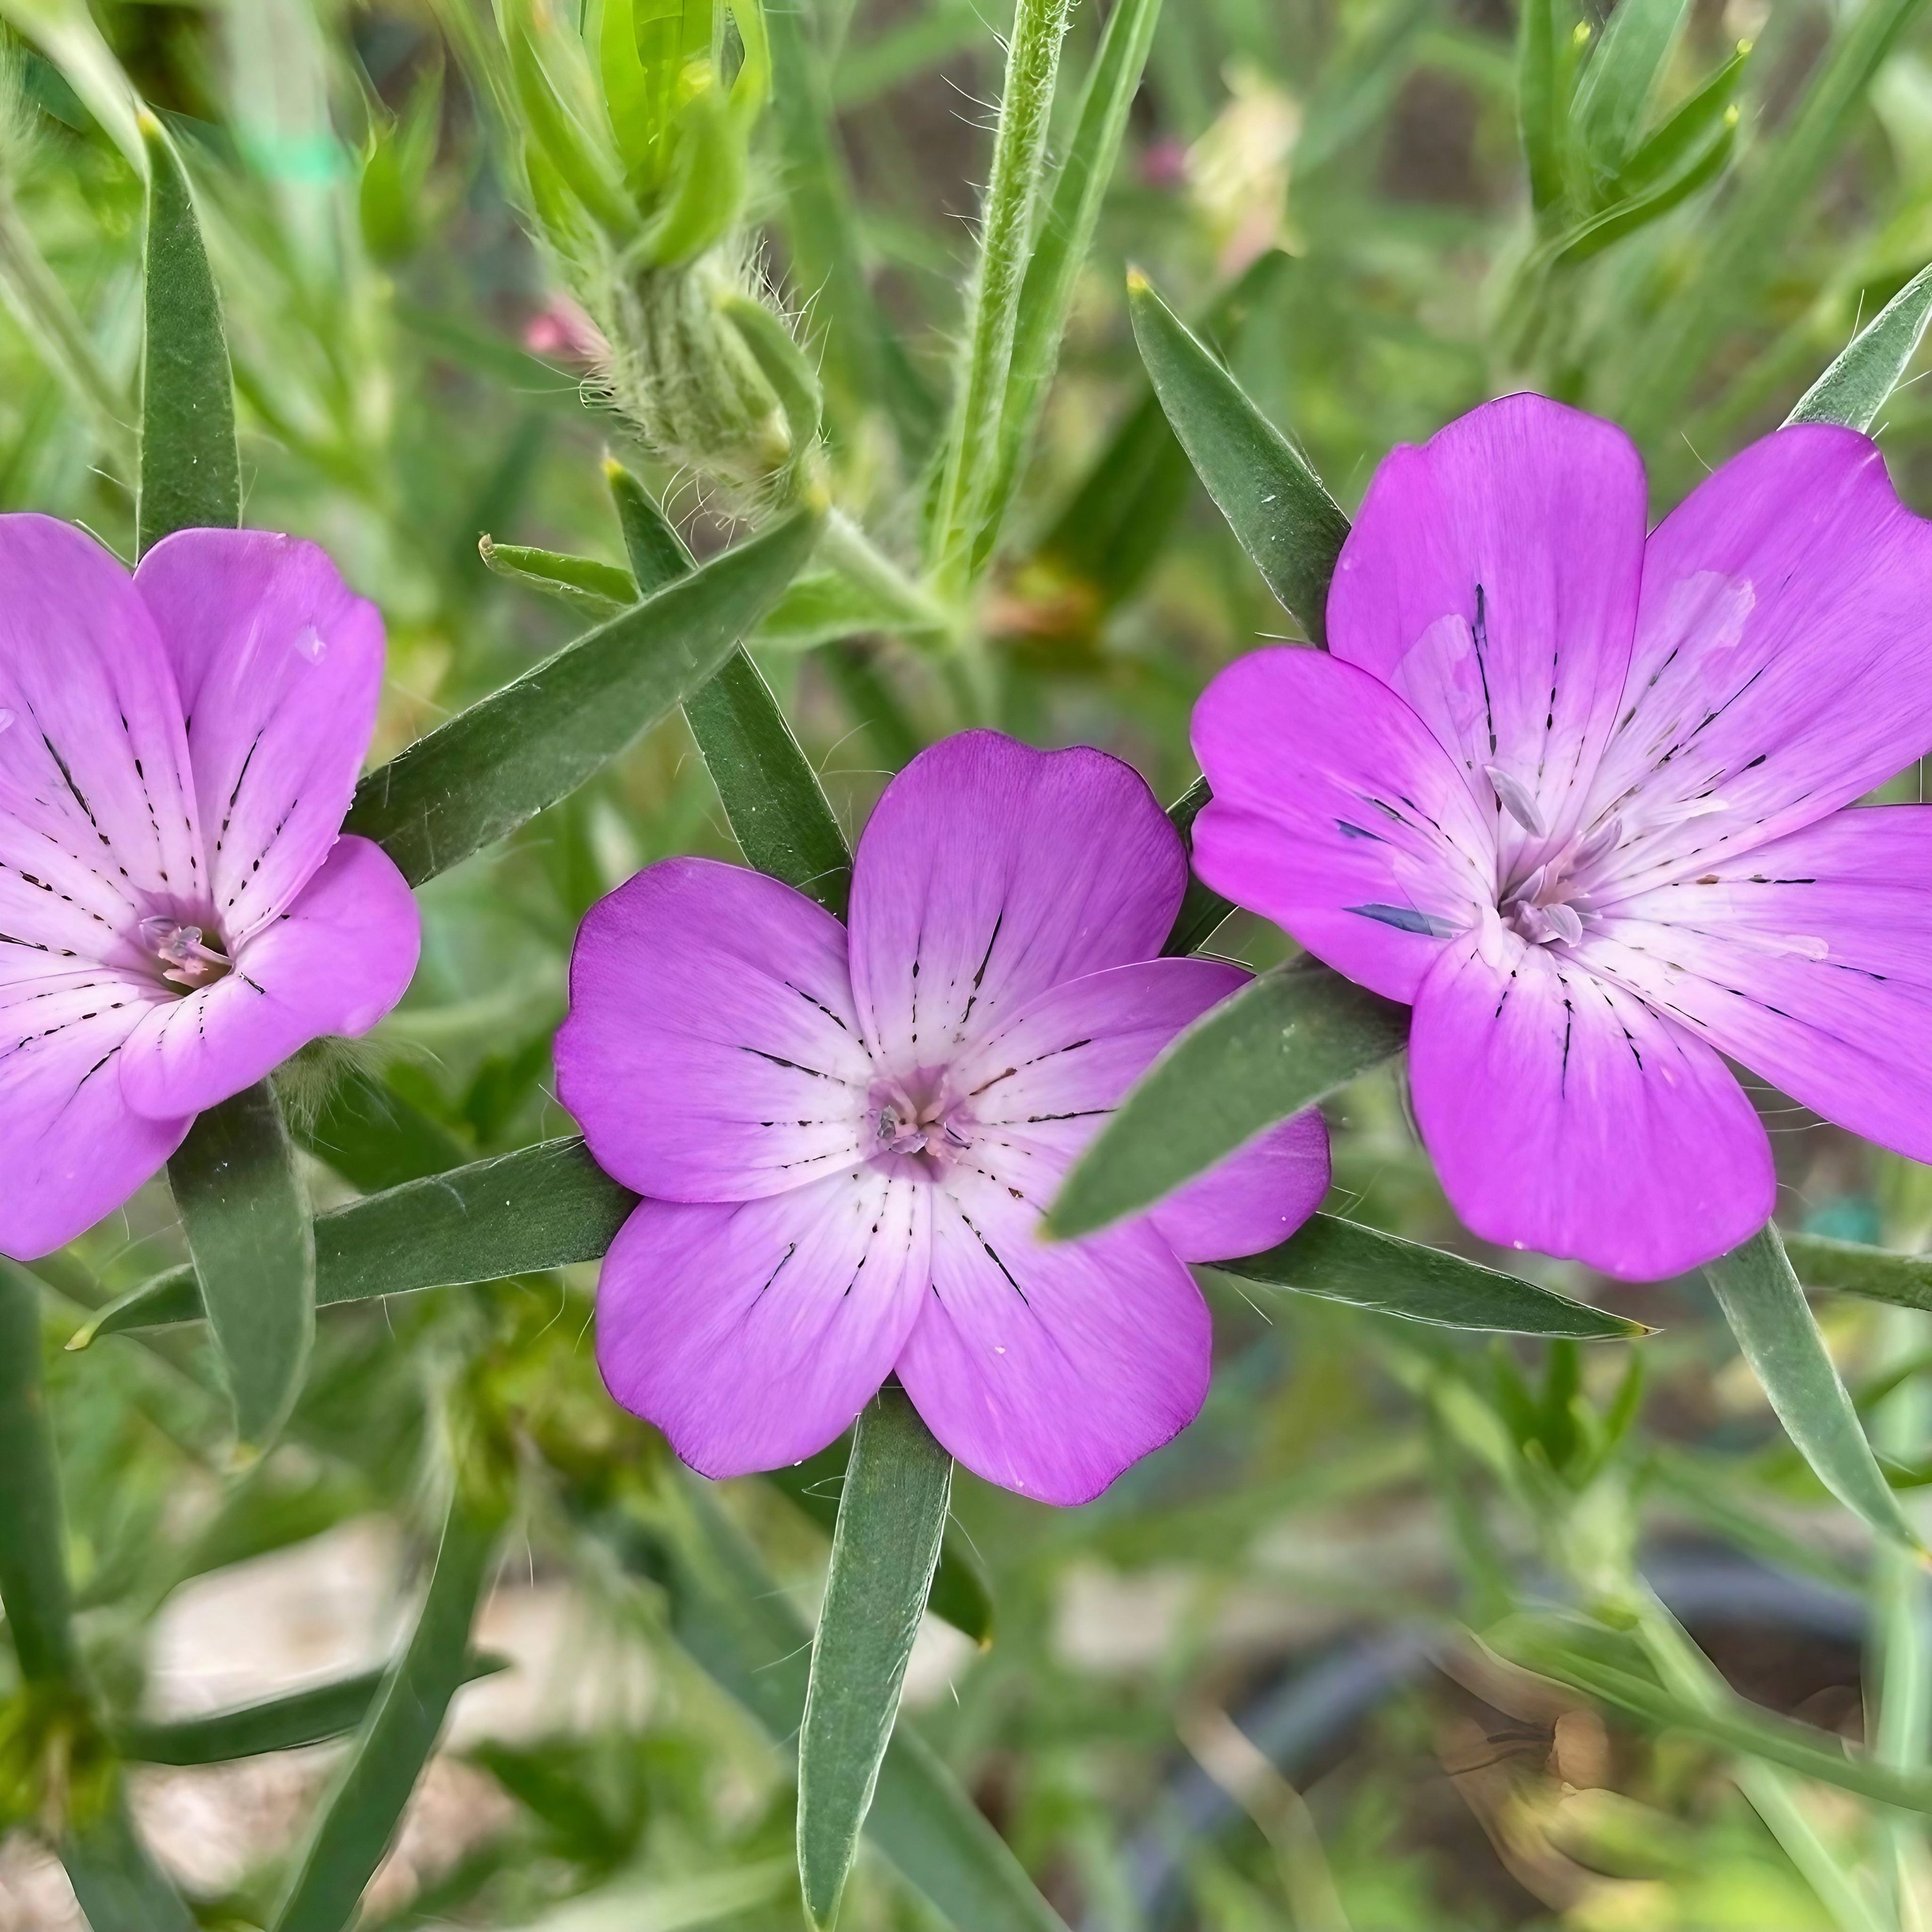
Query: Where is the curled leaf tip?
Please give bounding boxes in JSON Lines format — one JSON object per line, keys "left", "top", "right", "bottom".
{"left": 1124, "top": 264, "right": 1152, "bottom": 294}
{"left": 477, "top": 533, "right": 497, "bottom": 561}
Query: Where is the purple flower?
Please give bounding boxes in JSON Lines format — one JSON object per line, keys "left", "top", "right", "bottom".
{"left": 557, "top": 730, "right": 1330, "bottom": 1504}
{"left": 1192, "top": 393, "right": 1932, "bottom": 1281}
{"left": 0, "top": 518, "right": 421, "bottom": 1260}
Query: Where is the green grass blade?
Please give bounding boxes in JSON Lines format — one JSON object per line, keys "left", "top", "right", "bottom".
{"left": 137, "top": 113, "right": 238, "bottom": 554}
{"left": 1160, "top": 775, "right": 1234, "bottom": 956}
{"left": 273, "top": 1490, "right": 505, "bottom": 1932}
{"left": 1127, "top": 269, "right": 1350, "bottom": 643}
{"left": 983, "top": 0, "right": 1164, "bottom": 553}
{"left": 1786, "top": 259, "right": 1932, "bottom": 431}
{"left": 1786, "top": 1231, "right": 1932, "bottom": 1313}
{"left": 168, "top": 1082, "right": 315, "bottom": 1455}
{"left": 0, "top": 1265, "right": 194, "bottom": 1928}
{"left": 1045, "top": 959, "right": 1408, "bottom": 1242}
{"left": 1500, "top": 1629, "right": 1932, "bottom": 1814}
{"left": 614, "top": 1476, "right": 1067, "bottom": 1932}
{"left": 608, "top": 463, "right": 854, "bottom": 914}
{"left": 77, "top": 1137, "right": 635, "bottom": 1342}
{"left": 799, "top": 1387, "right": 954, "bottom": 1927}
{"left": 1706, "top": 1224, "right": 1925, "bottom": 1555}
{"left": 117, "top": 1654, "right": 506, "bottom": 1766}
{"left": 1621, "top": 0, "right": 1929, "bottom": 444}
{"left": 1217, "top": 1214, "right": 1648, "bottom": 1339}
{"left": 293, "top": 1066, "right": 470, "bottom": 1194}
{"left": 928, "top": 0, "right": 1075, "bottom": 593}
{"left": 345, "top": 510, "right": 820, "bottom": 884}
{"left": 1571, "top": 0, "right": 1692, "bottom": 179}
{"left": 1516, "top": 0, "right": 1561, "bottom": 211}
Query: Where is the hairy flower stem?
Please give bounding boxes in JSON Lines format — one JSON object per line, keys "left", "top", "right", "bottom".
{"left": 927, "top": 0, "right": 1075, "bottom": 600}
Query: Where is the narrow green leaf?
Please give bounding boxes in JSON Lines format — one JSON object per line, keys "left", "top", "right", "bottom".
{"left": 1786, "top": 1230, "right": 1932, "bottom": 1313}
{"left": 1217, "top": 1215, "right": 1647, "bottom": 1338}
{"left": 1572, "top": 0, "right": 1692, "bottom": 177}
{"left": 985, "top": 0, "right": 1164, "bottom": 549}
{"left": 479, "top": 535, "right": 634, "bottom": 617}
{"left": 1499, "top": 1630, "right": 1932, "bottom": 1814}
{"left": 799, "top": 1387, "right": 954, "bottom": 1927}
{"left": 767, "top": 1457, "right": 994, "bottom": 1647}
{"left": 1127, "top": 269, "right": 1350, "bottom": 643}
{"left": 1046, "top": 959, "right": 1408, "bottom": 1242}
{"left": 274, "top": 1490, "right": 504, "bottom": 1932}
{"left": 292, "top": 1065, "right": 470, "bottom": 1194}
{"left": 169, "top": 1082, "right": 315, "bottom": 1454}
{"left": 1706, "top": 1224, "right": 1925, "bottom": 1554}
{"left": 1786, "top": 259, "right": 1932, "bottom": 432}
{"left": 605, "top": 455, "right": 693, "bottom": 593}
{"left": 1614, "top": 39, "right": 1749, "bottom": 195}
{"left": 0, "top": 1266, "right": 194, "bottom": 1928}
{"left": 608, "top": 463, "right": 854, "bottom": 914}
{"left": 1622, "top": 0, "right": 1929, "bottom": 444}
{"left": 1161, "top": 776, "right": 1234, "bottom": 957}
{"left": 1547, "top": 114, "right": 1735, "bottom": 270}
{"left": 1516, "top": 0, "right": 1562, "bottom": 211}
{"left": 0, "top": 1261, "right": 83, "bottom": 1684}
{"left": 117, "top": 1654, "right": 506, "bottom": 1766}
{"left": 78, "top": 1137, "right": 634, "bottom": 1342}
{"left": 345, "top": 511, "right": 820, "bottom": 885}
{"left": 929, "top": 0, "right": 1076, "bottom": 593}
{"left": 720, "top": 291, "right": 824, "bottom": 454}
{"left": 610, "top": 1476, "right": 1067, "bottom": 1932}
{"left": 757, "top": 569, "right": 930, "bottom": 651}
{"left": 137, "top": 113, "right": 238, "bottom": 554}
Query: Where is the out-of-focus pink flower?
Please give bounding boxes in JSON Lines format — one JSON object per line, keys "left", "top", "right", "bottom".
{"left": 523, "top": 295, "right": 610, "bottom": 364}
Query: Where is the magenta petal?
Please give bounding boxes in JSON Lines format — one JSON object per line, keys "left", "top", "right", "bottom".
{"left": 133, "top": 530, "right": 385, "bottom": 946}
{"left": 596, "top": 1169, "right": 930, "bottom": 1478}
{"left": 1588, "top": 427, "right": 1932, "bottom": 889}
{"left": 1148, "top": 1109, "right": 1331, "bottom": 1263}
{"left": 0, "top": 967, "right": 187, "bottom": 1258}
{"left": 1583, "top": 805, "right": 1932, "bottom": 1164}
{"left": 952, "top": 954, "right": 1330, "bottom": 1253}
{"left": 898, "top": 1171, "right": 1210, "bottom": 1505}
{"left": 0, "top": 516, "right": 201, "bottom": 969}
{"left": 1191, "top": 648, "right": 1492, "bottom": 1001}
{"left": 1326, "top": 394, "right": 1647, "bottom": 861}
{"left": 118, "top": 836, "right": 420, "bottom": 1119}
{"left": 846, "top": 730, "right": 1186, "bottom": 1070}
{"left": 1409, "top": 925, "right": 1774, "bottom": 1280}
{"left": 557, "top": 858, "right": 872, "bottom": 1202}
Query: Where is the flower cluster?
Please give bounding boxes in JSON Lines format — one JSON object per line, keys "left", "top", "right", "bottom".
{"left": 9, "top": 387, "right": 1931, "bottom": 1503}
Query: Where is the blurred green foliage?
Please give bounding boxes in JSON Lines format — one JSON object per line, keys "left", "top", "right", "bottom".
{"left": 7, "top": 0, "right": 1932, "bottom": 1926}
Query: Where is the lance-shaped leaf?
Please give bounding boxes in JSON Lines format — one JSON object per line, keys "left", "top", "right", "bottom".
{"left": 612, "top": 1475, "right": 1067, "bottom": 1932}
{"left": 137, "top": 114, "right": 238, "bottom": 553}
{"left": 1786, "top": 259, "right": 1932, "bottom": 432}
{"left": 273, "top": 1488, "right": 504, "bottom": 1932}
{"left": 77, "top": 1137, "right": 634, "bottom": 1342}
{"left": 479, "top": 534, "right": 633, "bottom": 618}
{"left": 1215, "top": 1215, "right": 1647, "bottom": 1339}
{"left": 1706, "top": 1224, "right": 1925, "bottom": 1554}
{"left": 1786, "top": 1230, "right": 1932, "bottom": 1313}
{"left": 799, "top": 1388, "right": 954, "bottom": 1927}
{"left": 1045, "top": 959, "right": 1408, "bottom": 1242}
{"left": 609, "top": 465, "right": 854, "bottom": 915}
{"left": 346, "top": 511, "right": 819, "bottom": 884}
{"left": 170, "top": 1083, "right": 315, "bottom": 1454}
{"left": 1571, "top": 0, "right": 1692, "bottom": 179}
{"left": 117, "top": 1654, "right": 506, "bottom": 1766}
{"left": 1127, "top": 269, "right": 1350, "bottom": 643}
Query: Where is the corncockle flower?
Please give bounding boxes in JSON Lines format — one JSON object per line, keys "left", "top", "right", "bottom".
{"left": 557, "top": 731, "right": 1329, "bottom": 1504}
{"left": 0, "top": 519, "right": 420, "bottom": 1260}
{"left": 1192, "top": 393, "right": 1932, "bottom": 1281}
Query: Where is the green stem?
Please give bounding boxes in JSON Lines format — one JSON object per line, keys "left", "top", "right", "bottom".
{"left": 927, "top": 0, "right": 1075, "bottom": 597}
{"left": 1636, "top": 1591, "right": 1888, "bottom": 1932}
{"left": 820, "top": 509, "right": 954, "bottom": 642}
